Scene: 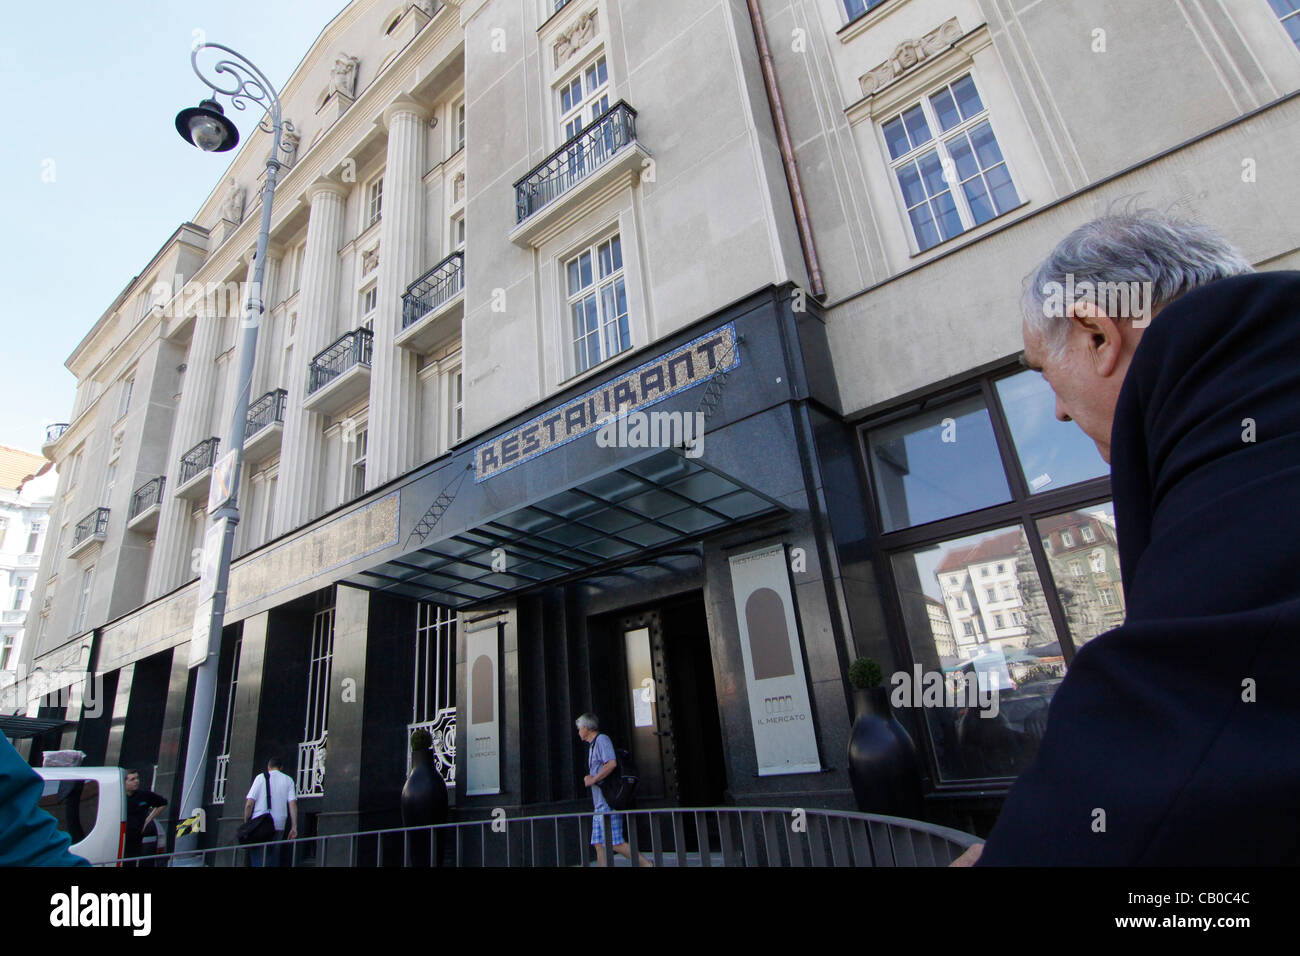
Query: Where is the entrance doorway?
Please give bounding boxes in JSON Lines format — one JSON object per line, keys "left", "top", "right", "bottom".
{"left": 603, "top": 593, "right": 726, "bottom": 808}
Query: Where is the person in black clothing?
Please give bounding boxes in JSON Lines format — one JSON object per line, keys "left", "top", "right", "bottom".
{"left": 954, "top": 210, "right": 1300, "bottom": 865}
{"left": 123, "top": 769, "right": 167, "bottom": 867}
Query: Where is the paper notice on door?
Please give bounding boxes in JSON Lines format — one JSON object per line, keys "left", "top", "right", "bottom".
{"left": 632, "top": 685, "right": 654, "bottom": 727}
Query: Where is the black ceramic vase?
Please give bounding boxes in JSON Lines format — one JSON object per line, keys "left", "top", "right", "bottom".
{"left": 402, "top": 747, "right": 449, "bottom": 866}
{"left": 846, "top": 685, "right": 924, "bottom": 818}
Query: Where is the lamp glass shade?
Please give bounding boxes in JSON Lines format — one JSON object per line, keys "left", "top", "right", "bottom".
{"left": 189, "top": 115, "right": 228, "bottom": 152}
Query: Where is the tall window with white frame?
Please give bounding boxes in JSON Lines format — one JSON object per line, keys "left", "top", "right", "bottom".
{"left": 365, "top": 175, "right": 384, "bottom": 229}
{"left": 449, "top": 367, "right": 463, "bottom": 446}
{"left": 559, "top": 54, "right": 610, "bottom": 142}
{"left": 455, "top": 99, "right": 466, "bottom": 152}
{"left": 0, "top": 634, "right": 13, "bottom": 671}
{"left": 881, "top": 74, "right": 1020, "bottom": 252}
{"left": 299, "top": 590, "right": 334, "bottom": 798}
{"left": 1270, "top": 0, "right": 1300, "bottom": 48}
{"left": 26, "top": 521, "right": 42, "bottom": 554}
{"left": 567, "top": 233, "right": 629, "bottom": 375}
{"left": 410, "top": 602, "right": 457, "bottom": 782}
{"left": 212, "top": 635, "right": 242, "bottom": 804}
{"left": 75, "top": 566, "right": 94, "bottom": 633}
{"left": 116, "top": 375, "right": 134, "bottom": 421}
{"left": 359, "top": 285, "right": 377, "bottom": 333}
{"left": 843, "top": 0, "right": 887, "bottom": 21}
{"left": 348, "top": 425, "right": 368, "bottom": 500}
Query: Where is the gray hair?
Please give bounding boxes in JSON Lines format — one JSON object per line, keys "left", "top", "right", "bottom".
{"left": 1022, "top": 210, "right": 1253, "bottom": 358}
{"left": 575, "top": 713, "right": 599, "bottom": 732}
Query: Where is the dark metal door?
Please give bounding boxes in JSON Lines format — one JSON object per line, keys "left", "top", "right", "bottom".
{"left": 620, "top": 611, "right": 677, "bottom": 804}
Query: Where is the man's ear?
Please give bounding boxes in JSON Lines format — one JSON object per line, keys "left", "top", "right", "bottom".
{"left": 1066, "top": 299, "right": 1125, "bottom": 377}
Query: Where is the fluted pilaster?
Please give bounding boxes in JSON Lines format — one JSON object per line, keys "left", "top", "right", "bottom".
{"left": 367, "top": 100, "right": 429, "bottom": 489}
{"left": 272, "top": 180, "right": 347, "bottom": 535}
{"left": 145, "top": 308, "right": 226, "bottom": 599}
{"left": 248, "top": 243, "right": 284, "bottom": 398}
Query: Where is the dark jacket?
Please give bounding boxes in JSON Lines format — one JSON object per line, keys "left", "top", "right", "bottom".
{"left": 979, "top": 271, "right": 1300, "bottom": 865}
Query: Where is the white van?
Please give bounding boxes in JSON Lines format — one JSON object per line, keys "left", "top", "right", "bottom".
{"left": 33, "top": 766, "right": 127, "bottom": 865}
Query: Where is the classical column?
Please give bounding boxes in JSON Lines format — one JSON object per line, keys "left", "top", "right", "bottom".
{"left": 247, "top": 242, "right": 284, "bottom": 399}
{"left": 145, "top": 303, "right": 226, "bottom": 599}
{"left": 272, "top": 179, "right": 347, "bottom": 536}
{"left": 367, "top": 98, "right": 429, "bottom": 489}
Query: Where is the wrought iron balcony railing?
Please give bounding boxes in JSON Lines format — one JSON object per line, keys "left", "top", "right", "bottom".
{"left": 45, "top": 423, "right": 70, "bottom": 444}
{"left": 128, "top": 477, "right": 166, "bottom": 521}
{"left": 309, "top": 328, "right": 373, "bottom": 395}
{"left": 212, "top": 754, "right": 229, "bottom": 805}
{"left": 179, "top": 437, "right": 220, "bottom": 486}
{"left": 514, "top": 101, "right": 638, "bottom": 223}
{"left": 72, "top": 507, "right": 110, "bottom": 548}
{"left": 246, "top": 388, "right": 288, "bottom": 438}
{"left": 402, "top": 252, "right": 464, "bottom": 329}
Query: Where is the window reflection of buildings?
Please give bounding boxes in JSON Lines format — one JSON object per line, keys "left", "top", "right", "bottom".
{"left": 1039, "top": 510, "right": 1125, "bottom": 645}
{"left": 934, "top": 531, "right": 1031, "bottom": 661}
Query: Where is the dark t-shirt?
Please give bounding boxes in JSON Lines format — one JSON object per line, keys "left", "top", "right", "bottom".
{"left": 126, "top": 789, "right": 167, "bottom": 839}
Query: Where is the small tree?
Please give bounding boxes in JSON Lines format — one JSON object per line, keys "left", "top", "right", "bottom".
{"left": 848, "top": 657, "right": 884, "bottom": 689}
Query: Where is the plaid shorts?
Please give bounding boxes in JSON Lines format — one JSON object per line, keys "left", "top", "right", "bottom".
{"left": 590, "top": 810, "right": 625, "bottom": 846}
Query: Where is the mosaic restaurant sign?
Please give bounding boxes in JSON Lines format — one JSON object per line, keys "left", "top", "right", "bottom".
{"left": 474, "top": 323, "right": 740, "bottom": 481}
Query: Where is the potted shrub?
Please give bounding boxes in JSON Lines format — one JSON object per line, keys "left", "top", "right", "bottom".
{"left": 846, "top": 656, "right": 923, "bottom": 818}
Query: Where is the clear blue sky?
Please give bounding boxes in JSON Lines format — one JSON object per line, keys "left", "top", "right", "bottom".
{"left": 0, "top": 0, "right": 349, "bottom": 454}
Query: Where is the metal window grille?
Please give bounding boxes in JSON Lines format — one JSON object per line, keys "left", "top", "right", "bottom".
{"left": 212, "top": 636, "right": 242, "bottom": 804}
{"left": 408, "top": 602, "right": 456, "bottom": 784}
{"left": 298, "top": 590, "right": 335, "bottom": 797}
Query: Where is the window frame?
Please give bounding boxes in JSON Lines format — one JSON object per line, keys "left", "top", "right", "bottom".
{"left": 857, "top": 363, "right": 1114, "bottom": 791}
{"left": 564, "top": 230, "right": 630, "bottom": 377}
{"left": 877, "top": 72, "right": 1022, "bottom": 254}
{"left": 364, "top": 174, "right": 384, "bottom": 229}
{"left": 556, "top": 51, "right": 611, "bottom": 147}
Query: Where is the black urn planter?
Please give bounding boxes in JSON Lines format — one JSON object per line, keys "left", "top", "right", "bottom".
{"left": 846, "top": 686, "right": 924, "bottom": 819}
{"left": 402, "top": 747, "right": 449, "bottom": 866}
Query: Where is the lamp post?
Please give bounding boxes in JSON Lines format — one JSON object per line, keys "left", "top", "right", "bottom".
{"left": 172, "top": 43, "right": 295, "bottom": 857}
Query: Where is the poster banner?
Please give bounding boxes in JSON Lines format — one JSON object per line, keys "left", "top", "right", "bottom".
{"left": 465, "top": 619, "right": 501, "bottom": 796}
{"left": 729, "top": 543, "right": 821, "bottom": 775}
{"left": 188, "top": 517, "right": 228, "bottom": 668}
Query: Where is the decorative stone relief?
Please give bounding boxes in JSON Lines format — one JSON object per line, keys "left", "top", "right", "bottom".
{"left": 361, "top": 243, "right": 380, "bottom": 275}
{"left": 858, "top": 18, "right": 963, "bottom": 96}
{"left": 281, "top": 122, "right": 300, "bottom": 167}
{"left": 221, "top": 177, "right": 246, "bottom": 224}
{"left": 554, "top": 10, "right": 598, "bottom": 69}
{"left": 453, "top": 171, "right": 465, "bottom": 205}
{"left": 330, "top": 53, "right": 360, "bottom": 100}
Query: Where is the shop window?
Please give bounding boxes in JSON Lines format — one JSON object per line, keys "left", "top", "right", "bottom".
{"left": 862, "top": 367, "right": 1121, "bottom": 784}
{"left": 880, "top": 74, "right": 1020, "bottom": 252}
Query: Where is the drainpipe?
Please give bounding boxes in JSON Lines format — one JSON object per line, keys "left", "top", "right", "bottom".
{"left": 745, "top": 0, "right": 825, "bottom": 298}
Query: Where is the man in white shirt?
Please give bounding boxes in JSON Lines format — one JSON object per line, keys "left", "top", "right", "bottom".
{"left": 243, "top": 756, "right": 299, "bottom": 867}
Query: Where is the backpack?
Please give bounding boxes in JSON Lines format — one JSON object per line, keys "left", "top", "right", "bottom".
{"left": 591, "top": 735, "right": 639, "bottom": 811}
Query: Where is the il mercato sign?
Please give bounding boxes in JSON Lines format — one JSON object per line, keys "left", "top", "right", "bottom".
{"left": 474, "top": 323, "right": 740, "bottom": 481}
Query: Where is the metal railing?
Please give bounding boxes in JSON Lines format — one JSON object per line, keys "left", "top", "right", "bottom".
{"left": 297, "top": 734, "right": 327, "bottom": 797}
{"left": 406, "top": 717, "right": 456, "bottom": 783}
{"left": 514, "top": 101, "right": 637, "bottom": 223}
{"left": 71, "top": 508, "right": 110, "bottom": 548}
{"left": 128, "top": 476, "right": 165, "bottom": 520}
{"left": 402, "top": 252, "right": 464, "bottom": 329}
{"left": 212, "top": 754, "right": 229, "bottom": 805}
{"left": 179, "top": 437, "right": 220, "bottom": 485}
{"left": 45, "top": 423, "right": 70, "bottom": 444}
{"left": 246, "top": 388, "right": 288, "bottom": 438}
{"left": 100, "top": 806, "right": 978, "bottom": 868}
{"left": 308, "top": 329, "right": 373, "bottom": 395}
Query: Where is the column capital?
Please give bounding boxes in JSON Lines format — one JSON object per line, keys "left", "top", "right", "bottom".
{"left": 307, "top": 177, "right": 350, "bottom": 203}
{"left": 381, "top": 95, "right": 432, "bottom": 131}
{"left": 244, "top": 240, "right": 285, "bottom": 266}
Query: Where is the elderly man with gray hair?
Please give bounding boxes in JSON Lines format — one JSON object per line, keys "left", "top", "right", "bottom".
{"left": 954, "top": 209, "right": 1300, "bottom": 866}
{"left": 576, "top": 713, "right": 652, "bottom": 867}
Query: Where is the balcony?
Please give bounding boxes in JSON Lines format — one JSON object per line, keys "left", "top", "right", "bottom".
{"left": 396, "top": 252, "right": 464, "bottom": 353}
{"left": 42, "top": 422, "right": 69, "bottom": 458}
{"left": 175, "top": 437, "right": 220, "bottom": 500}
{"left": 510, "top": 101, "right": 649, "bottom": 247}
{"left": 244, "top": 388, "right": 287, "bottom": 462}
{"left": 2, "top": 610, "right": 25, "bottom": 625}
{"left": 127, "top": 476, "right": 166, "bottom": 533}
{"left": 68, "top": 507, "right": 110, "bottom": 559}
{"left": 304, "top": 328, "right": 373, "bottom": 416}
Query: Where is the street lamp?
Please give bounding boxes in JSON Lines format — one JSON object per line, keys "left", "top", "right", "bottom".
{"left": 171, "top": 43, "right": 296, "bottom": 859}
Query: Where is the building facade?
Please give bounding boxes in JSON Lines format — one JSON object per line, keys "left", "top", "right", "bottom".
{"left": 13, "top": 0, "right": 1300, "bottom": 851}
{"left": 0, "top": 448, "right": 54, "bottom": 678}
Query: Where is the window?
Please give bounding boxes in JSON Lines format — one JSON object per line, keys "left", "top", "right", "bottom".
{"left": 559, "top": 54, "right": 610, "bottom": 142}
{"left": 1089, "top": 549, "right": 1106, "bottom": 573}
{"left": 67, "top": 449, "right": 83, "bottom": 489}
{"left": 360, "top": 286, "right": 378, "bottom": 330}
{"left": 75, "top": 567, "right": 94, "bottom": 633}
{"left": 116, "top": 376, "right": 134, "bottom": 420}
{"left": 843, "top": 0, "right": 887, "bottom": 21}
{"left": 455, "top": 100, "right": 466, "bottom": 152}
{"left": 0, "top": 634, "right": 13, "bottom": 671}
{"left": 291, "top": 245, "right": 306, "bottom": 295}
{"left": 864, "top": 367, "right": 1121, "bottom": 783}
{"left": 102, "top": 462, "right": 116, "bottom": 508}
{"left": 881, "top": 74, "right": 1020, "bottom": 252}
{"left": 1061, "top": 530, "right": 1074, "bottom": 547}
{"left": 566, "top": 233, "right": 629, "bottom": 374}
{"left": 365, "top": 175, "right": 384, "bottom": 228}
{"left": 1081, "top": 525, "right": 1096, "bottom": 543}
{"left": 985, "top": 587, "right": 996, "bottom": 602}
{"left": 1099, "top": 588, "right": 1115, "bottom": 607}
{"left": 452, "top": 212, "right": 466, "bottom": 251}
{"left": 1270, "top": 0, "right": 1300, "bottom": 49}
{"left": 449, "top": 368, "right": 464, "bottom": 445}
{"left": 26, "top": 521, "right": 42, "bottom": 554}
{"left": 349, "top": 426, "right": 368, "bottom": 500}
